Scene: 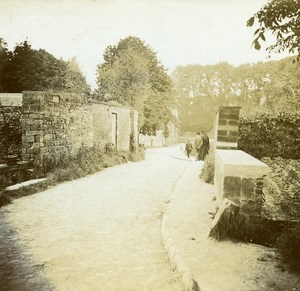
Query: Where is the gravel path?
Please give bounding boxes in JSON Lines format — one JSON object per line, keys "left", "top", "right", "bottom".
{"left": 3, "top": 147, "right": 189, "bottom": 291}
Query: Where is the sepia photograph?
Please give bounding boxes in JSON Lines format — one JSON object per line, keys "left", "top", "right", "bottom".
{"left": 0, "top": 0, "right": 299, "bottom": 290}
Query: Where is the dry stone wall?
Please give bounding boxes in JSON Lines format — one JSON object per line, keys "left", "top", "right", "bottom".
{"left": 21, "top": 92, "right": 137, "bottom": 162}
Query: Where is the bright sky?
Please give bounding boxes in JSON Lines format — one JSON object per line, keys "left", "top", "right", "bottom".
{"left": 0, "top": 0, "right": 287, "bottom": 88}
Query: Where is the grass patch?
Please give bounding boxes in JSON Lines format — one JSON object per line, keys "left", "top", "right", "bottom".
{"left": 0, "top": 145, "right": 145, "bottom": 208}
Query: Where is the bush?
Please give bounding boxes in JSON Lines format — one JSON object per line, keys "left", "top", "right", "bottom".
{"left": 276, "top": 223, "right": 300, "bottom": 273}
{"left": 104, "top": 142, "right": 115, "bottom": 154}
{"left": 0, "top": 107, "right": 22, "bottom": 162}
{"left": 200, "top": 148, "right": 214, "bottom": 184}
{"left": 239, "top": 111, "right": 300, "bottom": 159}
{"left": 262, "top": 157, "right": 300, "bottom": 220}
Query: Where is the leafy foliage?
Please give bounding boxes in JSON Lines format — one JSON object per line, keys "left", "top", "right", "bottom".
{"left": 247, "top": 0, "right": 300, "bottom": 60}
{"left": 0, "top": 38, "right": 8, "bottom": 92}
{"left": 276, "top": 223, "right": 300, "bottom": 273}
{"left": 239, "top": 111, "right": 300, "bottom": 159}
{"left": 172, "top": 57, "right": 300, "bottom": 133}
{"left": 0, "top": 40, "right": 90, "bottom": 95}
{"left": 200, "top": 148, "right": 215, "bottom": 184}
{"left": 263, "top": 157, "right": 300, "bottom": 220}
{"left": 0, "top": 107, "right": 22, "bottom": 162}
{"left": 96, "top": 36, "right": 174, "bottom": 135}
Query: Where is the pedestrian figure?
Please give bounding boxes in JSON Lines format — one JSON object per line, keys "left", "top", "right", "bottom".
{"left": 199, "top": 131, "right": 210, "bottom": 160}
{"left": 194, "top": 132, "right": 203, "bottom": 161}
{"left": 185, "top": 140, "right": 193, "bottom": 158}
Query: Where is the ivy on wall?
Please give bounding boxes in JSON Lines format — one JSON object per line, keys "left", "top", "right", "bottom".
{"left": 0, "top": 107, "right": 22, "bottom": 162}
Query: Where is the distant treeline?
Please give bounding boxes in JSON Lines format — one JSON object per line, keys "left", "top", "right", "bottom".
{"left": 172, "top": 58, "right": 300, "bottom": 132}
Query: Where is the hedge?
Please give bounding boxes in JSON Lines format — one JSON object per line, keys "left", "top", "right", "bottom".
{"left": 238, "top": 111, "right": 300, "bottom": 159}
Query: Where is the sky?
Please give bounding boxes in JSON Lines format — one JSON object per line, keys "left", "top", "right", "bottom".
{"left": 0, "top": 0, "right": 287, "bottom": 88}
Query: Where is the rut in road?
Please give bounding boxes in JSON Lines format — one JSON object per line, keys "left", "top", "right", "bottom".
{"left": 4, "top": 147, "right": 191, "bottom": 290}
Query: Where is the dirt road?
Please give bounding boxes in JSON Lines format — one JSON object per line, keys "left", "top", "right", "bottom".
{"left": 2, "top": 147, "right": 190, "bottom": 291}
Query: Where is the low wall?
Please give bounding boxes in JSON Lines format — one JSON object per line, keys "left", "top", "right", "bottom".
{"left": 214, "top": 149, "right": 270, "bottom": 215}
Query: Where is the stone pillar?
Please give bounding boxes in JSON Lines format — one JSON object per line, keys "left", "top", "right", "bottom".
{"left": 214, "top": 106, "right": 241, "bottom": 150}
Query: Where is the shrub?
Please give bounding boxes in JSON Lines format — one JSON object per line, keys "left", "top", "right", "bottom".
{"left": 276, "top": 223, "right": 300, "bottom": 273}
{"left": 262, "top": 157, "right": 300, "bottom": 221}
{"left": 0, "top": 107, "right": 22, "bottom": 162}
{"left": 129, "top": 132, "right": 137, "bottom": 153}
{"left": 200, "top": 148, "right": 214, "bottom": 184}
{"left": 239, "top": 111, "right": 300, "bottom": 159}
{"left": 104, "top": 142, "right": 115, "bottom": 154}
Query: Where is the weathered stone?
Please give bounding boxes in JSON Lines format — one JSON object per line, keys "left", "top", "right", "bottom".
{"left": 209, "top": 198, "right": 239, "bottom": 239}
{"left": 224, "top": 176, "right": 241, "bottom": 203}
{"left": 218, "top": 119, "right": 227, "bottom": 125}
{"left": 228, "top": 120, "right": 238, "bottom": 126}
{"left": 217, "top": 130, "right": 228, "bottom": 136}
{"left": 241, "top": 178, "right": 255, "bottom": 198}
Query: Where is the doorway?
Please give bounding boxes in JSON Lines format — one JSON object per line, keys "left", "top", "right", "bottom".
{"left": 111, "top": 112, "right": 118, "bottom": 148}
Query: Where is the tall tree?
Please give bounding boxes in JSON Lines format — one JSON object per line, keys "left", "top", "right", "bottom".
{"left": 96, "top": 36, "right": 174, "bottom": 135}
{"left": 0, "top": 38, "right": 8, "bottom": 92}
{"left": 247, "top": 0, "right": 300, "bottom": 61}
{"left": 1, "top": 40, "right": 90, "bottom": 95}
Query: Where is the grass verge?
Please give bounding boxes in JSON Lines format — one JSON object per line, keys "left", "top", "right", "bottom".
{"left": 0, "top": 145, "right": 145, "bottom": 208}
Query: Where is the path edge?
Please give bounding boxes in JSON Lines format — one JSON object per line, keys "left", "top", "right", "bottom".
{"left": 161, "top": 161, "right": 201, "bottom": 291}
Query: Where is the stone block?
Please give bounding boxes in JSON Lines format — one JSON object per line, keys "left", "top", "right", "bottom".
{"left": 227, "top": 114, "right": 239, "bottom": 120}
{"left": 218, "top": 136, "right": 237, "bottom": 143}
{"left": 23, "top": 135, "right": 35, "bottom": 143}
{"left": 228, "top": 120, "right": 238, "bottom": 126}
{"left": 224, "top": 176, "right": 241, "bottom": 203}
{"left": 218, "top": 130, "right": 228, "bottom": 136}
{"left": 228, "top": 131, "right": 238, "bottom": 138}
{"left": 241, "top": 178, "right": 255, "bottom": 198}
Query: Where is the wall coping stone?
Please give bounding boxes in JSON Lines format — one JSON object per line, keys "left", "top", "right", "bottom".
{"left": 216, "top": 149, "right": 270, "bottom": 177}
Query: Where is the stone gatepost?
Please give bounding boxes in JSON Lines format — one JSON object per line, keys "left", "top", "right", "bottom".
{"left": 214, "top": 106, "right": 270, "bottom": 216}
{"left": 214, "top": 106, "right": 241, "bottom": 150}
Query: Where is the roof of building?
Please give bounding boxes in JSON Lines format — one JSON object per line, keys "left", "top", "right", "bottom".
{"left": 0, "top": 93, "right": 22, "bottom": 106}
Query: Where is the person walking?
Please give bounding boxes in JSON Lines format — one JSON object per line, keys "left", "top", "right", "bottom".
{"left": 200, "top": 131, "right": 210, "bottom": 160}
{"left": 185, "top": 140, "right": 193, "bottom": 158}
{"left": 194, "top": 132, "right": 203, "bottom": 161}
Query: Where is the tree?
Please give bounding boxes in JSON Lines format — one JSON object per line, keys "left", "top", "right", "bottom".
{"left": 1, "top": 41, "right": 90, "bottom": 95}
{"left": 96, "top": 36, "right": 174, "bottom": 135}
{"left": 0, "top": 38, "right": 9, "bottom": 92}
{"left": 65, "top": 57, "right": 91, "bottom": 95}
{"left": 247, "top": 0, "right": 300, "bottom": 61}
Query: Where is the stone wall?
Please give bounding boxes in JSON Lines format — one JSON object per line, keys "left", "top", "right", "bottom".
{"left": 214, "top": 106, "right": 270, "bottom": 216}
{"left": 214, "top": 106, "right": 240, "bottom": 150}
{"left": 21, "top": 92, "right": 137, "bottom": 162}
